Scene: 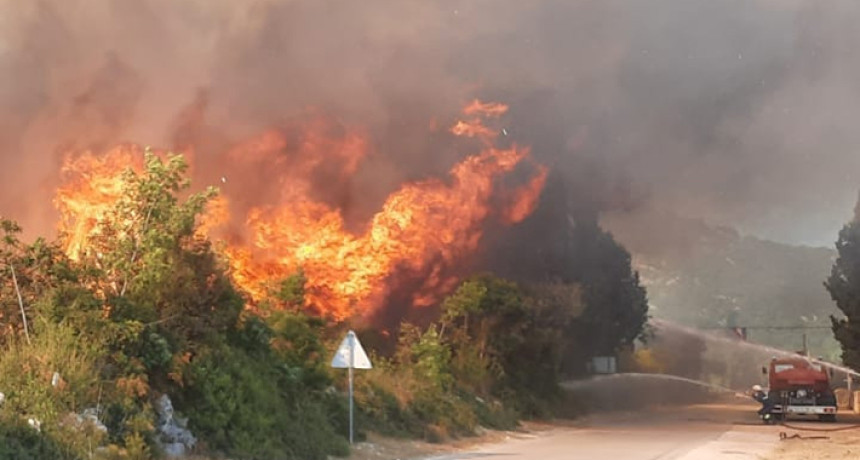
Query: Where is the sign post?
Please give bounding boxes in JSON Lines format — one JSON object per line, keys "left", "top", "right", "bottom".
{"left": 331, "top": 330, "right": 372, "bottom": 444}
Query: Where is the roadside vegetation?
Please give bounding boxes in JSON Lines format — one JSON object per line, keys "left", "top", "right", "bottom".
{"left": 826, "top": 197, "right": 860, "bottom": 371}
{"left": 0, "top": 153, "right": 649, "bottom": 459}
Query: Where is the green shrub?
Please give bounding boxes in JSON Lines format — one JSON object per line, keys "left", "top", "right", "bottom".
{"left": 0, "top": 322, "right": 102, "bottom": 415}
{"left": 178, "top": 346, "right": 348, "bottom": 460}
{"left": 466, "top": 393, "right": 519, "bottom": 430}
{"left": 0, "top": 416, "right": 69, "bottom": 460}
{"left": 355, "top": 325, "right": 487, "bottom": 441}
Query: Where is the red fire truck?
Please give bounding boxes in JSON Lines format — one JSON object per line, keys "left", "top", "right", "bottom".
{"left": 761, "top": 356, "right": 837, "bottom": 422}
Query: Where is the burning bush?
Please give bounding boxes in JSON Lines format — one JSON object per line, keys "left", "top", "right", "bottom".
{"left": 0, "top": 95, "right": 650, "bottom": 457}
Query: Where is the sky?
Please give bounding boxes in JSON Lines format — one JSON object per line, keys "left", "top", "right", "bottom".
{"left": 1, "top": 0, "right": 859, "bottom": 247}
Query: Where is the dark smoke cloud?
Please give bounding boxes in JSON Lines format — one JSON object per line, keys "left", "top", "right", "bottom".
{"left": 2, "top": 0, "right": 860, "bottom": 245}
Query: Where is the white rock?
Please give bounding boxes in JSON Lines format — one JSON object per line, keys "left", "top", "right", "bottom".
{"left": 155, "top": 395, "right": 197, "bottom": 458}
{"left": 81, "top": 408, "right": 108, "bottom": 433}
{"left": 28, "top": 418, "right": 41, "bottom": 432}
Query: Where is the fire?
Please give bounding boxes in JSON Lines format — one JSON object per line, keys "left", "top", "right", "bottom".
{"left": 229, "top": 145, "right": 531, "bottom": 319}
{"left": 196, "top": 194, "right": 230, "bottom": 238}
{"left": 53, "top": 101, "right": 546, "bottom": 320}
{"left": 503, "top": 165, "right": 549, "bottom": 224}
{"left": 450, "top": 99, "right": 509, "bottom": 142}
{"left": 463, "top": 99, "right": 509, "bottom": 118}
{"left": 450, "top": 120, "right": 497, "bottom": 139}
{"left": 56, "top": 145, "right": 144, "bottom": 261}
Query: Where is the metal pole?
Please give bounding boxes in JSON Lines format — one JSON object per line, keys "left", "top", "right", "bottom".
{"left": 348, "top": 331, "right": 355, "bottom": 445}
{"left": 349, "top": 366, "right": 354, "bottom": 444}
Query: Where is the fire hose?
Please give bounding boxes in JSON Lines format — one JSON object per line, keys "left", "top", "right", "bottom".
{"left": 776, "top": 421, "right": 860, "bottom": 432}
{"left": 733, "top": 419, "right": 860, "bottom": 436}
{"left": 778, "top": 432, "right": 828, "bottom": 440}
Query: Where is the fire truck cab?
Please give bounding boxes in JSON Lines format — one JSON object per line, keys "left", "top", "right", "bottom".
{"left": 762, "top": 356, "right": 837, "bottom": 422}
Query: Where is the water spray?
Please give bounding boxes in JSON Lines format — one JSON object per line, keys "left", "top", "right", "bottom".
{"left": 651, "top": 318, "right": 860, "bottom": 378}
{"left": 562, "top": 372, "right": 742, "bottom": 396}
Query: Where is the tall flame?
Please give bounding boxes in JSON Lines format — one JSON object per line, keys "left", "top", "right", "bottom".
{"left": 53, "top": 101, "right": 546, "bottom": 320}
{"left": 56, "top": 145, "right": 144, "bottom": 261}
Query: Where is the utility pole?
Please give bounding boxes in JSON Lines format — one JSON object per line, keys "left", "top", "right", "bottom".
{"left": 802, "top": 332, "right": 808, "bottom": 356}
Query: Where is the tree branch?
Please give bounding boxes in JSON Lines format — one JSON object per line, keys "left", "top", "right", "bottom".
{"left": 120, "top": 204, "right": 153, "bottom": 297}
{"left": 9, "top": 263, "right": 31, "bottom": 345}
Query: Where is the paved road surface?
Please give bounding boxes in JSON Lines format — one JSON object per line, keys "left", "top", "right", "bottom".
{"left": 424, "top": 403, "right": 778, "bottom": 460}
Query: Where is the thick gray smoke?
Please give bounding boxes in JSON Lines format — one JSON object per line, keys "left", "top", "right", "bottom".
{"left": 855, "top": 192, "right": 860, "bottom": 223}
{"left": 2, "top": 0, "right": 860, "bottom": 245}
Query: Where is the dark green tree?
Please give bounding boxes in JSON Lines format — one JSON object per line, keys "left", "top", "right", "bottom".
{"left": 481, "top": 173, "right": 650, "bottom": 375}
{"left": 825, "top": 198, "right": 860, "bottom": 371}
{"left": 570, "top": 220, "right": 650, "bottom": 358}
{"left": 440, "top": 275, "right": 563, "bottom": 415}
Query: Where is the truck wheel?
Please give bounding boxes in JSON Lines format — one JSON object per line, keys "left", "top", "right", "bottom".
{"left": 818, "top": 414, "right": 836, "bottom": 423}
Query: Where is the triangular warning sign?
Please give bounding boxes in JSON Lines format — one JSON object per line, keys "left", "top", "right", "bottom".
{"left": 331, "top": 330, "right": 372, "bottom": 369}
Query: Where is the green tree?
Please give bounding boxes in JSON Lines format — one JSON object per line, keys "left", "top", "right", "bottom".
{"left": 441, "top": 275, "right": 563, "bottom": 414}
{"left": 0, "top": 151, "right": 356, "bottom": 459}
{"left": 825, "top": 198, "right": 860, "bottom": 370}
{"left": 570, "top": 221, "right": 650, "bottom": 359}
{"left": 63, "top": 151, "right": 246, "bottom": 390}
{"left": 481, "top": 174, "right": 650, "bottom": 376}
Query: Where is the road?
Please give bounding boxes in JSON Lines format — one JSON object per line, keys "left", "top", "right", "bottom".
{"left": 423, "top": 402, "right": 779, "bottom": 460}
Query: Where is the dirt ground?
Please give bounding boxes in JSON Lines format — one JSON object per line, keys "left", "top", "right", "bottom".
{"left": 348, "top": 422, "right": 555, "bottom": 460}
{"left": 347, "top": 401, "right": 756, "bottom": 460}
{"left": 347, "top": 402, "right": 860, "bottom": 460}
{"left": 763, "top": 412, "right": 860, "bottom": 460}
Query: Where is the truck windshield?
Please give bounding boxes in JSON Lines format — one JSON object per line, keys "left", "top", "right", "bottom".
{"left": 774, "top": 364, "right": 794, "bottom": 373}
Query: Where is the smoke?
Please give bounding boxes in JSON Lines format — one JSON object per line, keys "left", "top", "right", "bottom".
{"left": 2, "top": 0, "right": 860, "bottom": 245}
{"left": 855, "top": 192, "right": 860, "bottom": 223}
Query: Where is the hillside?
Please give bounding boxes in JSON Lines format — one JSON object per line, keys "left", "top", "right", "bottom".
{"left": 603, "top": 209, "right": 841, "bottom": 360}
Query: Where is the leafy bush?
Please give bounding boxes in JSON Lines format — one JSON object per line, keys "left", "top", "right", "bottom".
{"left": 355, "top": 323, "right": 517, "bottom": 441}
{"left": 0, "top": 416, "right": 68, "bottom": 460}
{"left": 0, "top": 152, "right": 598, "bottom": 459}
{"left": 178, "top": 345, "right": 348, "bottom": 460}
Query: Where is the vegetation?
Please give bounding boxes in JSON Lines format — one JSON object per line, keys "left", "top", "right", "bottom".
{"left": 826, "top": 198, "right": 860, "bottom": 371}
{"left": 0, "top": 152, "right": 650, "bottom": 458}
{"left": 604, "top": 209, "right": 841, "bottom": 361}
{"left": 482, "top": 174, "right": 651, "bottom": 377}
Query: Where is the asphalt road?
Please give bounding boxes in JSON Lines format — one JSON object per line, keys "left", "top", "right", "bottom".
{"left": 424, "top": 402, "right": 778, "bottom": 460}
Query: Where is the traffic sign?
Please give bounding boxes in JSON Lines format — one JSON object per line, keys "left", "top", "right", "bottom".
{"left": 331, "top": 330, "right": 373, "bottom": 444}
{"left": 331, "top": 331, "right": 372, "bottom": 369}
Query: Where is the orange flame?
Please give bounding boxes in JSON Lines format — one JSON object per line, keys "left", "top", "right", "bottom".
{"left": 55, "top": 145, "right": 144, "bottom": 261}
{"left": 450, "top": 99, "right": 509, "bottom": 142}
{"left": 503, "top": 165, "right": 548, "bottom": 224}
{"left": 463, "top": 99, "right": 509, "bottom": 118}
{"left": 53, "top": 101, "right": 546, "bottom": 320}
{"left": 450, "top": 120, "right": 497, "bottom": 139}
{"left": 196, "top": 194, "right": 230, "bottom": 238}
{"left": 226, "top": 144, "right": 531, "bottom": 319}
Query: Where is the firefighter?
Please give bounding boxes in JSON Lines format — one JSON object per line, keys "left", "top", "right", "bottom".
{"left": 751, "top": 384, "right": 776, "bottom": 421}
